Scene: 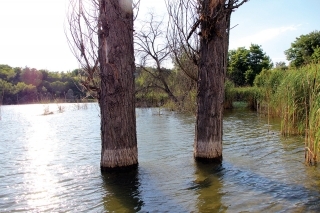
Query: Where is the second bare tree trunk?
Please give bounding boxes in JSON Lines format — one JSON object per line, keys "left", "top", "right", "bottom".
{"left": 98, "top": 0, "right": 138, "bottom": 170}
{"left": 194, "top": 0, "right": 231, "bottom": 162}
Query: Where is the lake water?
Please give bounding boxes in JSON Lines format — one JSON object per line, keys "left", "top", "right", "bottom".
{"left": 0, "top": 103, "right": 320, "bottom": 212}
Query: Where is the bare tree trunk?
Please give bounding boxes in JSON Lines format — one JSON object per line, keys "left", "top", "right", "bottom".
{"left": 98, "top": 0, "right": 138, "bottom": 170}
{"left": 166, "top": 0, "right": 247, "bottom": 161}
{"left": 194, "top": 0, "right": 232, "bottom": 162}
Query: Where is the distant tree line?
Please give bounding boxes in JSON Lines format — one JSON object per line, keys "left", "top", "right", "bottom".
{"left": 0, "top": 65, "right": 86, "bottom": 105}
{"left": 2, "top": 30, "right": 318, "bottom": 108}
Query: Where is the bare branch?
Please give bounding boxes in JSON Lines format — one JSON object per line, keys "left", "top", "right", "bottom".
{"left": 227, "top": 0, "right": 249, "bottom": 10}
{"left": 166, "top": 0, "right": 199, "bottom": 82}
{"left": 133, "top": 0, "right": 141, "bottom": 20}
{"left": 65, "top": 0, "right": 100, "bottom": 98}
{"left": 135, "top": 12, "right": 178, "bottom": 102}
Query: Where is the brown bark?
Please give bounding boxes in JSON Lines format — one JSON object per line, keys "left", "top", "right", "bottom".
{"left": 194, "top": 0, "right": 232, "bottom": 162}
{"left": 98, "top": 0, "right": 138, "bottom": 170}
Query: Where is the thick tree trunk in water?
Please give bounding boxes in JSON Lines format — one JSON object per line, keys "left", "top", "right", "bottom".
{"left": 98, "top": 0, "right": 138, "bottom": 170}
{"left": 194, "top": 0, "right": 231, "bottom": 162}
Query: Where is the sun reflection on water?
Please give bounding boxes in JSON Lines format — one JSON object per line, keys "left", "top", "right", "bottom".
{"left": 22, "top": 109, "right": 60, "bottom": 210}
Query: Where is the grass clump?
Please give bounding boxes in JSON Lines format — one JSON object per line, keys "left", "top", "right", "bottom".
{"left": 42, "top": 105, "right": 53, "bottom": 115}
{"left": 224, "top": 80, "right": 236, "bottom": 109}
{"left": 224, "top": 79, "right": 260, "bottom": 110}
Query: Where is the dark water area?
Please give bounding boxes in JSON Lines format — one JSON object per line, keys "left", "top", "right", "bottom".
{"left": 0, "top": 103, "right": 320, "bottom": 212}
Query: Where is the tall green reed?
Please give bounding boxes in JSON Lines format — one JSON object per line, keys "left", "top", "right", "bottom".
{"left": 304, "top": 64, "right": 320, "bottom": 164}
{"left": 255, "top": 64, "right": 320, "bottom": 164}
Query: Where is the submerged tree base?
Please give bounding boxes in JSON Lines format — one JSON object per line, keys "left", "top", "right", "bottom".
{"left": 101, "top": 163, "right": 138, "bottom": 173}
{"left": 194, "top": 141, "right": 222, "bottom": 163}
{"left": 194, "top": 156, "right": 223, "bottom": 164}
{"left": 100, "top": 147, "right": 138, "bottom": 170}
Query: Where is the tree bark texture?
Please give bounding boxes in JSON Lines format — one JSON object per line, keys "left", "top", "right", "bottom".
{"left": 98, "top": 0, "right": 138, "bottom": 170}
{"left": 194, "top": 0, "right": 232, "bottom": 162}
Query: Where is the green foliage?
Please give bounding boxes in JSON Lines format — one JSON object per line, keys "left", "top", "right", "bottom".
{"left": 223, "top": 79, "right": 263, "bottom": 110}
{"left": 20, "top": 67, "right": 43, "bottom": 86}
{"left": 234, "top": 86, "right": 260, "bottom": 110}
{"left": 135, "top": 65, "right": 197, "bottom": 113}
{"left": 165, "top": 86, "right": 197, "bottom": 114}
{"left": 224, "top": 79, "right": 235, "bottom": 109}
{"left": 50, "top": 81, "right": 66, "bottom": 95}
{"left": 135, "top": 67, "right": 169, "bottom": 106}
{"left": 227, "top": 47, "right": 250, "bottom": 86}
{"left": 228, "top": 44, "right": 273, "bottom": 86}
{"left": 0, "top": 79, "right": 14, "bottom": 92}
{"left": 307, "top": 78, "right": 320, "bottom": 164}
{"left": 311, "top": 46, "right": 320, "bottom": 62}
{"left": 275, "top": 61, "right": 288, "bottom": 70}
{"left": 168, "top": 66, "right": 196, "bottom": 113}
{"left": 0, "top": 64, "right": 15, "bottom": 81}
{"left": 254, "top": 68, "right": 285, "bottom": 99}
{"left": 285, "top": 30, "right": 320, "bottom": 67}
{"left": 0, "top": 64, "right": 85, "bottom": 104}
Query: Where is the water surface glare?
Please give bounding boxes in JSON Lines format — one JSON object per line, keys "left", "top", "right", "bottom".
{"left": 0, "top": 103, "right": 320, "bottom": 212}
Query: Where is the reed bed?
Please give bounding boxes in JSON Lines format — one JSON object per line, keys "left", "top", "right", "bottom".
{"left": 254, "top": 64, "right": 320, "bottom": 164}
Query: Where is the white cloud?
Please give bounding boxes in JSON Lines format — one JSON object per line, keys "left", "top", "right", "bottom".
{"left": 230, "top": 25, "right": 300, "bottom": 49}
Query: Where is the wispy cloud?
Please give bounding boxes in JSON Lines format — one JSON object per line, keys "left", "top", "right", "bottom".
{"left": 230, "top": 25, "right": 300, "bottom": 49}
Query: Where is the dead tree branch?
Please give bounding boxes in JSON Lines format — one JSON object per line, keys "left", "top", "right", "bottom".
{"left": 166, "top": 0, "right": 199, "bottom": 82}
{"left": 135, "top": 13, "right": 178, "bottom": 102}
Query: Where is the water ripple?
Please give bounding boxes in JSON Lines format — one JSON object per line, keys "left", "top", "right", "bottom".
{"left": 1, "top": 105, "right": 320, "bottom": 212}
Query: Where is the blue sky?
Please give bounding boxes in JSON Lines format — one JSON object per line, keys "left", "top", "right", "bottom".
{"left": 0, "top": 0, "right": 319, "bottom": 71}
{"left": 229, "top": 0, "right": 320, "bottom": 64}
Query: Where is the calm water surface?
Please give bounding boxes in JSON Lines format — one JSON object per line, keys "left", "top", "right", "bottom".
{"left": 0, "top": 103, "right": 320, "bottom": 212}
